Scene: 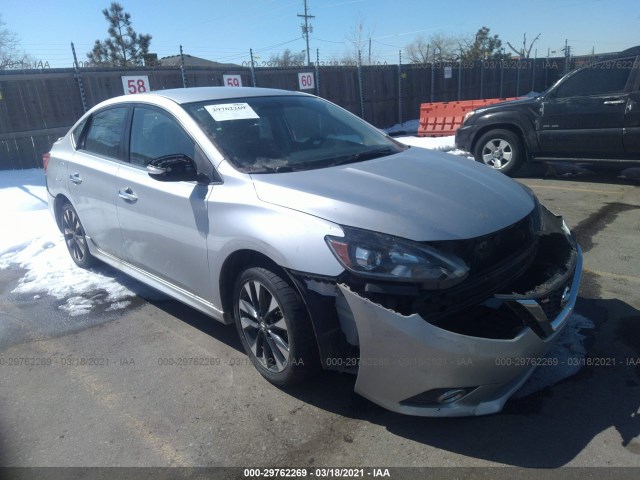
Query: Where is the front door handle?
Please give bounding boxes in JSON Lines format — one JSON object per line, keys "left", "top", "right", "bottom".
{"left": 603, "top": 99, "right": 625, "bottom": 105}
{"left": 69, "top": 173, "right": 82, "bottom": 185}
{"left": 118, "top": 187, "right": 138, "bottom": 203}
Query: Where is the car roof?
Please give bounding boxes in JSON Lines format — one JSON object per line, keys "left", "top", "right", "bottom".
{"left": 128, "top": 86, "right": 308, "bottom": 105}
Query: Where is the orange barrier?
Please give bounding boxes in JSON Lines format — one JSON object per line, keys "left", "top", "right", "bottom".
{"left": 418, "top": 97, "right": 518, "bottom": 137}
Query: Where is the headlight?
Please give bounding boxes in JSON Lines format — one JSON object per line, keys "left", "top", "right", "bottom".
{"left": 463, "top": 110, "right": 476, "bottom": 123}
{"left": 325, "top": 227, "right": 469, "bottom": 288}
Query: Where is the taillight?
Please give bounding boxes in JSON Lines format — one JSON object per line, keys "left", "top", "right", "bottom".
{"left": 43, "top": 152, "right": 51, "bottom": 171}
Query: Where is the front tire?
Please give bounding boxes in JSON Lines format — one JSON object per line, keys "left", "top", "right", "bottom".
{"left": 474, "top": 129, "right": 524, "bottom": 176}
{"left": 233, "top": 267, "right": 319, "bottom": 386}
{"left": 61, "top": 201, "right": 96, "bottom": 268}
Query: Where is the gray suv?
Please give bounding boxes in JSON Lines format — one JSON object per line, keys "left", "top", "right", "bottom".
{"left": 45, "top": 87, "right": 582, "bottom": 416}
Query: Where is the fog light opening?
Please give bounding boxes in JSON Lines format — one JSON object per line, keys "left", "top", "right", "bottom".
{"left": 437, "top": 389, "right": 468, "bottom": 404}
{"left": 400, "top": 387, "right": 476, "bottom": 407}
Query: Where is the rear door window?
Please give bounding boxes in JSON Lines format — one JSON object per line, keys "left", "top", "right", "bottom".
{"left": 82, "top": 107, "right": 128, "bottom": 159}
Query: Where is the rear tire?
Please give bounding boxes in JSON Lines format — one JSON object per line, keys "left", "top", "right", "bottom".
{"left": 61, "top": 201, "right": 97, "bottom": 268}
{"left": 474, "top": 129, "right": 524, "bottom": 176}
{"left": 233, "top": 267, "right": 319, "bottom": 386}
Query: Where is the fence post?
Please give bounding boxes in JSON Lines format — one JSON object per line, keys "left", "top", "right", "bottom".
{"left": 398, "top": 50, "right": 402, "bottom": 126}
{"left": 531, "top": 53, "right": 536, "bottom": 92}
{"left": 499, "top": 56, "right": 505, "bottom": 98}
{"left": 480, "top": 59, "right": 484, "bottom": 99}
{"left": 457, "top": 47, "right": 462, "bottom": 101}
{"left": 179, "top": 45, "right": 187, "bottom": 88}
{"left": 430, "top": 61, "right": 435, "bottom": 102}
{"left": 357, "top": 50, "right": 364, "bottom": 119}
{"left": 315, "top": 48, "right": 320, "bottom": 96}
{"left": 250, "top": 48, "right": 257, "bottom": 87}
{"left": 70, "top": 42, "right": 87, "bottom": 113}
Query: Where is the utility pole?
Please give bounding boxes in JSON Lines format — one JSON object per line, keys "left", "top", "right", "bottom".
{"left": 562, "top": 39, "right": 571, "bottom": 74}
{"left": 297, "top": 0, "right": 315, "bottom": 66}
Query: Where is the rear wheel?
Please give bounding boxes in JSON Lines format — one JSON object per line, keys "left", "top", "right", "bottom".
{"left": 233, "top": 267, "right": 319, "bottom": 386}
{"left": 61, "top": 201, "right": 96, "bottom": 268}
{"left": 474, "top": 129, "right": 524, "bottom": 176}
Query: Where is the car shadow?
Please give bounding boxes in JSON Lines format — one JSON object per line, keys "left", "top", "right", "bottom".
{"left": 514, "top": 161, "right": 640, "bottom": 186}
{"left": 133, "top": 259, "right": 640, "bottom": 468}
{"left": 278, "top": 296, "right": 640, "bottom": 467}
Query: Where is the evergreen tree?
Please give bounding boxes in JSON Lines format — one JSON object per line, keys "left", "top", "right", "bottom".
{"left": 463, "top": 27, "right": 509, "bottom": 61}
{"left": 87, "top": 2, "right": 152, "bottom": 67}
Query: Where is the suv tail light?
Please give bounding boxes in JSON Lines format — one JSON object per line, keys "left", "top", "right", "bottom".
{"left": 43, "top": 152, "right": 51, "bottom": 172}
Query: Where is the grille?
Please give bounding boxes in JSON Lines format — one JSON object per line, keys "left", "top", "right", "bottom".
{"left": 428, "top": 211, "right": 536, "bottom": 273}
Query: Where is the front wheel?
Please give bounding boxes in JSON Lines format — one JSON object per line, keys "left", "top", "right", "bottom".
{"left": 474, "top": 129, "right": 525, "bottom": 176}
{"left": 233, "top": 267, "right": 319, "bottom": 386}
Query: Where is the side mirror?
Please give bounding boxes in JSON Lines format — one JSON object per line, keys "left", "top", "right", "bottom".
{"left": 147, "top": 154, "right": 199, "bottom": 182}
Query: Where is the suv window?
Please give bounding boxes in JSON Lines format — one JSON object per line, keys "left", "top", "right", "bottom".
{"left": 130, "top": 107, "right": 195, "bottom": 167}
{"left": 83, "top": 107, "right": 128, "bottom": 159}
{"left": 554, "top": 59, "right": 633, "bottom": 98}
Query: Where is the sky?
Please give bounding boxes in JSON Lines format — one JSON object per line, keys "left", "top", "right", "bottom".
{"left": 2, "top": 0, "right": 639, "bottom": 68}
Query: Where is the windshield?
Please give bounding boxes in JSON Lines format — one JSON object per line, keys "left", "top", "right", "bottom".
{"left": 183, "top": 95, "right": 406, "bottom": 173}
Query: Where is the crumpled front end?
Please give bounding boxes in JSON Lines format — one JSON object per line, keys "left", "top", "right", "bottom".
{"left": 337, "top": 204, "right": 582, "bottom": 416}
{"left": 291, "top": 202, "right": 582, "bottom": 417}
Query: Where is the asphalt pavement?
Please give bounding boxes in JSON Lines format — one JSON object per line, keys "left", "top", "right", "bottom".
{"left": 0, "top": 163, "right": 639, "bottom": 476}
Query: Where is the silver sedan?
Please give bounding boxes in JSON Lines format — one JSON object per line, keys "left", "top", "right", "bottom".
{"left": 45, "top": 87, "right": 582, "bottom": 416}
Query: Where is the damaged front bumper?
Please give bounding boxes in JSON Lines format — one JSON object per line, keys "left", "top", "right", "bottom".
{"left": 338, "top": 239, "right": 582, "bottom": 417}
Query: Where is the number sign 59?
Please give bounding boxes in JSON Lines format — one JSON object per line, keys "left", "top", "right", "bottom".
{"left": 298, "top": 72, "right": 315, "bottom": 90}
{"left": 223, "top": 75, "right": 242, "bottom": 87}
{"left": 121, "top": 76, "right": 150, "bottom": 95}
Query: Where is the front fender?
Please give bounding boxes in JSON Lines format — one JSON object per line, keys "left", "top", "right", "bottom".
{"left": 472, "top": 107, "right": 541, "bottom": 155}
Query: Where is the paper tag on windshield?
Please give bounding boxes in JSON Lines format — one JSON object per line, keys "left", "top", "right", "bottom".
{"left": 205, "top": 103, "right": 259, "bottom": 121}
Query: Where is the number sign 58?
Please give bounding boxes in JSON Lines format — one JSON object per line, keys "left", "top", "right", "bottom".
{"left": 121, "top": 76, "right": 150, "bottom": 95}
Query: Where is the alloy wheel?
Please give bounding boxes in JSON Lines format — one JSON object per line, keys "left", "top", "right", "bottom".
{"left": 237, "top": 280, "right": 290, "bottom": 372}
{"left": 63, "top": 207, "right": 88, "bottom": 263}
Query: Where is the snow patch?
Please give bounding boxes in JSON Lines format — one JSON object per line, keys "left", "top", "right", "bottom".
{"left": 0, "top": 168, "right": 157, "bottom": 316}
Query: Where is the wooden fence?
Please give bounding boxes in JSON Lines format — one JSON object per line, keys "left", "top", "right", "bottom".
{"left": 0, "top": 58, "right": 573, "bottom": 169}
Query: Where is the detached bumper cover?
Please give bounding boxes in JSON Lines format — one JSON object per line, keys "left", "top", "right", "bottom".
{"left": 339, "top": 245, "right": 582, "bottom": 417}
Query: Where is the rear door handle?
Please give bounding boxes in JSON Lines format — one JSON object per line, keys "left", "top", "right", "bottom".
{"left": 69, "top": 173, "right": 82, "bottom": 185}
{"left": 603, "top": 99, "right": 625, "bottom": 105}
{"left": 118, "top": 187, "right": 138, "bottom": 203}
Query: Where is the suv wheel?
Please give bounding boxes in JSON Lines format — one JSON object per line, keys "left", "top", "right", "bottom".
{"left": 474, "top": 129, "right": 524, "bottom": 176}
{"left": 233, "top": 266, "right": 319, "bottom": 386}
{"left": 61, "top": 201, "right": 97, "bottom": 268}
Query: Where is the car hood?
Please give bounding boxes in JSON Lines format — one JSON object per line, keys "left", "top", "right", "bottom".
{"left": 250, "top": 148, "right": 535, "bottom": 241}
{"left": 479, "top": 96, "right": 539, "bottom": 113}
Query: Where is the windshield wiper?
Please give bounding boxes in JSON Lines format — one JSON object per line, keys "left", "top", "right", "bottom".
{"left": 327, "top": 147, "right": 398, "bottom": 167}
{"left": 249, "top": 165, "right": 294, "bottom": 174}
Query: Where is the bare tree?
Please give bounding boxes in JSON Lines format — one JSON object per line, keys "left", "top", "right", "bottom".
{"left": 344, "top": 13, "right": 376, "bottom": 64}
{"left": 506, "top": 33, "right": 541, "bottom": 58}
{"left": 0, "top": 14, "right": 31, "bottom": 69}
{"left": 87, "top": 2, "right": 152, "bottom": 67}
{"left": 405, "top": 32, "right": 467, "bottom": 64}
{"left": 269, "top": 48, "right": 306, "bottom": 67}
